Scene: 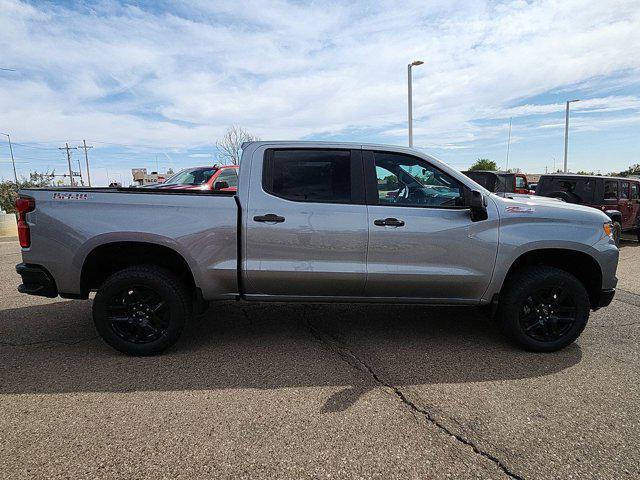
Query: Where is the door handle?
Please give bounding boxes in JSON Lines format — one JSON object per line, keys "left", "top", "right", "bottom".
{"left": 374, "top": 217, "right": 405, "bottom": 227}
{"left": 253, "top": 213, "right": 285, "bottom": 223}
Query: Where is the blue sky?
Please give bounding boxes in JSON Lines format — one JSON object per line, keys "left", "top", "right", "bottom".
{"left": 0, "top": 0, "right": 639, "bottom": 185}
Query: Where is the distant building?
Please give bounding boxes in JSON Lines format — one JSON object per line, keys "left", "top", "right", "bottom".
{"left": 131, "top": 168, "right": 173, "bottom": 186}
{"left": 526, "top": 173, "right": 543, "bottom": 183}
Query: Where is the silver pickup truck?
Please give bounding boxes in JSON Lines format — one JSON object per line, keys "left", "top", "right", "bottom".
{"left": 15, "top": 141, "right": 618, "bottom": 355}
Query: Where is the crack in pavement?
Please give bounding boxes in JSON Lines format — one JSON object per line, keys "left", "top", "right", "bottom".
{"left": 591, "top": 321, "right": 640, "bottom": 328}
{"left": 304, "top": 319, "right": 524, "bottom": 480}
{"left": 0, "top": 335, "right": 98, "bottom": 347}
{"left": 614, "top": 289, "right": 640, "bottom": 307}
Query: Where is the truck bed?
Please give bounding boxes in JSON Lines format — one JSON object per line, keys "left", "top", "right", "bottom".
{"left": 19, "top": 187, "right": 239, "bottom": 300}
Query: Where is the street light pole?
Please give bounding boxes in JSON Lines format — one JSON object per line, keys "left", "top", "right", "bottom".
{"left": 407, "top": 60, "right": 424, "bottom": 148}
{"left": 563, "top": 99, "right": 580, "bottom": 173}
{"left": 0, "top": 133, "right": 18, "bottom": 184}
{"left": 505, "top": 118, "right": 512, "bottom": 172}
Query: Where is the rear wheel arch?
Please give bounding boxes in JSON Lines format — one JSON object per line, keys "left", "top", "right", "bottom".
{"left": 500, "top": 248, "right": 603, "bottom": 309}
{"left": 81, "top": 241, "right": 197, "bottom": 297}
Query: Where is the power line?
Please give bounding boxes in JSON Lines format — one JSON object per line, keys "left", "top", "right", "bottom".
{"left": 9, "top": 142, "right": 60, "bottom": 150}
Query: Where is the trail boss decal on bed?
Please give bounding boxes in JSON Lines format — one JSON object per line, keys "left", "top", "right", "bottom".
{"left": 53, "top": 192, "right": 89, "bottom": 201}
{"left": 505, "top": 205, "right": 535, "bottom": 214}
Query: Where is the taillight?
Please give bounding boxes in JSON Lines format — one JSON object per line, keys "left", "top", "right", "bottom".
{"left": 15, "top": 197, "right": 35, "bottom": 248}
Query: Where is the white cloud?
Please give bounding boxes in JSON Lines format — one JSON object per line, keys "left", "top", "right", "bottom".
{"left": 0, "top": 0, "right": 638, "bottom": 156}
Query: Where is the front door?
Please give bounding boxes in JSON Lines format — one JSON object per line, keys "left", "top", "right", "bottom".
{"left": 619, "top": 181, "right": 633, "bottom": 229}
{"left": 244, "top": 147, "right": 368, "bottom": 297}
{"left": 363, "top": 150, "right": 498, "bottom": 301}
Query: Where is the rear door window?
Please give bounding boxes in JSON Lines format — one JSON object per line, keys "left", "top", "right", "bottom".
{"left": 620, "top": 181, "right": 630, "bottom": 199}
{"left": 631, "top": 183, "right": 639, "bottom": 200}
{"left": 263, "top": 149, "right": 359, "bottom": 203}
{"left": 604, "top": 180, "right": 619, "bottom": 200}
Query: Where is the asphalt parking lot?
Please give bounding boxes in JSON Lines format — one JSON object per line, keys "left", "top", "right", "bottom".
{"left": 1, "top": 237, "right": 638, "bottom": 479}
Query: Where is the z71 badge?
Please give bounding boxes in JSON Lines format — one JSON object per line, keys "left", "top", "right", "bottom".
{"left": 53, "top": 192, "right": 88, "bottom": 201}
{"left": 505, "top": 205, "right": 535, "bottom": 214}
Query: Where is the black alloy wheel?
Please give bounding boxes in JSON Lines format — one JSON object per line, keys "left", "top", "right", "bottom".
{"left": 93, "top": 265, "right": 190, "bottom": 356}
{"left": 106, "top": 285, "right": 169, "bottom": 344}
{"left": 498, "top": 266, "right": 590, "bottom": 352}
{"left": 519, "top": 284, "right": 577, "bottom": 343}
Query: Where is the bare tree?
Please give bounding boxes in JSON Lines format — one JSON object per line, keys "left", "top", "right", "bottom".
{"left": 215, "top": 126, "right": 259, "bottom": 165}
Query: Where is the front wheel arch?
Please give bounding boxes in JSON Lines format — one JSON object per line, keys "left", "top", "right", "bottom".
{"left": 499, "top": 248, "right": 603, "bottom": 310}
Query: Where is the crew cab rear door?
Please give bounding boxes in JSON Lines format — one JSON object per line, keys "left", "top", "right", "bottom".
{"left": 243, "top": 146, "right": 368, "bottom": 298}
{"left": 362, "top": 150, "right": 498, "bottom": 302}
{"left": 631, "top": 182, "right": 640, "bottom": 228}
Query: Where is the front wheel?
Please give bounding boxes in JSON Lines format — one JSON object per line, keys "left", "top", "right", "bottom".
{"left": 92, "top": 265, "right": 191, "bottom": 356}
{"left": 498, "top": 266, "right": 590, "bottom": 352}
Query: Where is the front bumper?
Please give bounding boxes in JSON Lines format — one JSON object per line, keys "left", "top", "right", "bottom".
{"left": 596, "top": 288, "right": 616, "bottom": 309}
{"left": 16, "top": 263, "right": 58, "bottom": 298}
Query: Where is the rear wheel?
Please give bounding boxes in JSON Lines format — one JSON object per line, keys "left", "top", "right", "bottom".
{"left": 92, "top": 265, "right": 191, "bottom": 356}
{"left": 498, "top": 266, "right": 590, "bottom": 352}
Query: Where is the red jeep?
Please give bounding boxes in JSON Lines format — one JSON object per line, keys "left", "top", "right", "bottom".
{"left": 536, "top": 174, "right": 640, "bottom": 244}
{"left": 151, "top": 165, "right": 239, "bottom": 191}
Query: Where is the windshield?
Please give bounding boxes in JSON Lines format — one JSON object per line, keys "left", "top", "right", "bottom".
{"left": 163, "top": 167, "right": 217, "bottom": 186}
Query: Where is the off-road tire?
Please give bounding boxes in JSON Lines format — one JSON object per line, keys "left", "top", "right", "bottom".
{"left": 93, "top": 265, "right": 191, "bottom": 356}
{"left": 498, "top": 266, "right": 590, "bottom": 352}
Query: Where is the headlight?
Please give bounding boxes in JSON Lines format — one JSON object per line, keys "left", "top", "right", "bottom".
{"left": 603, "top": 222, "right": 614, "bottom": 240}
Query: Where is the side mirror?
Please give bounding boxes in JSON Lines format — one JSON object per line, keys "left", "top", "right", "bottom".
{"left": 469, "top": 189, "right": 488, "bottom": 222}
{"left": 214, "top": 181, "right": 229, "bottom": 191}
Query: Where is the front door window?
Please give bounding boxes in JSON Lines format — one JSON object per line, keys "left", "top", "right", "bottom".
{"left": 373, "top": 151, "right": 464, "bottom": 208}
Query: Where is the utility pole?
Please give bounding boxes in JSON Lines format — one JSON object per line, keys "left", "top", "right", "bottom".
{"left": 58, "top": 143, "right": 78, "bottom": 186}
{"left": 0, "top": 133, "right": 18, "bottom": 184}
{"left": 78, "top": 140, "right": 93, "bottom": 187}
{"left": 505, "top": 118, "right": 512, "bottom": 172}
